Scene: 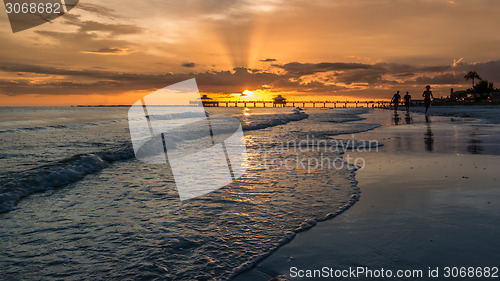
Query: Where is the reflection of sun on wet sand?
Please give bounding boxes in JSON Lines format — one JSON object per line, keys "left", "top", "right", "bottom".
{"left": 234, "top": 108, "right": 500, "bottom": 281}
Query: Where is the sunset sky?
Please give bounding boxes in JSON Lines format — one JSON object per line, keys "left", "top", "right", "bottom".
{"left": 1, "top": 0, "right": 500, "bottom": 105}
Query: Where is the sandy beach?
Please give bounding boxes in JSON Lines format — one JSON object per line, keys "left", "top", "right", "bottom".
{"left": 234, "top": 108, "right": 500, "bottom": 280}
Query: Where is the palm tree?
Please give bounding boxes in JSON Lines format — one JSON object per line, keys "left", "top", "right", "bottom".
{"left": 464, "top": 71, "right": 482, "bottom": 90}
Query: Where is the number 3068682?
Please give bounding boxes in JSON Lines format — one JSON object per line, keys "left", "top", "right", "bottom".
{"left": 5, "top": 2, "right": 62, "bottom": 14}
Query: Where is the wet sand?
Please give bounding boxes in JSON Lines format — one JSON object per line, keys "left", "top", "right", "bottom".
{"left": 234, "top": 109, "right": 500, "bottom": 280}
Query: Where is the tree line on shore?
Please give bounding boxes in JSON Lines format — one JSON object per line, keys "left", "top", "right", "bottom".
{"left": 455, "top": 71, "right": 500, "bottom": 102}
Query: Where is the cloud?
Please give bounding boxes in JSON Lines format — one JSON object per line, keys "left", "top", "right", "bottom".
{"left": 0, "top": 63, "right": 342, "bottom": 96}
{"left": 181, "top": 63, "right": 196, "bottom": 68}
{"left": 2, "top": 59, "right": 500, "bottom": 99}
{"left": 378, "top": 63, "right": 450, "bottom": 75}
{"left": 81, "top": 47, "right": 133, "bottom": 55}
{"left": 276, "top": 62, "right": 374, "bottom": 76}
{"left": 0, "top": 64, "right": 279, "bottom": 95}
{"left": 452, "top": 58, "right": 464, "bottom": 67}
{"left": 453, "top": 60, "right": 500, "bottom": 82}
{"left": 333, "top": 68, "right": 387, "bottom": 85}
{"left": 260, "top": 58, "right": 277, "bottom": 62}
{"left": 414, "top": 73, "right": 463, "bottom": 85}
{"left": 75, "top": 3, "right": 123, "bottom": 19}
{"left": 75, "top": 20, "right": 143, "bottom": 36}
{"left": 26, "top": 7, "right": 143, "bottom": 61}
{"left": 393, "top": 73, "right": 415, "bottom": 77}
{"left": 48, "top": 14, "right": 143, "bottom": 38}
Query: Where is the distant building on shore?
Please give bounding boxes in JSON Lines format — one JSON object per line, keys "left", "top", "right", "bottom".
{"left": 450, "top": 88, "right": 468, "bottom": 101}
{"left": 448, "top": 88, "right": 496, "bottom": 103}
{"left": 273, "top": 95, "right": 287, "bottom": 107}
{"left": 189, "top": 94, "right": 219, "bottom": 107}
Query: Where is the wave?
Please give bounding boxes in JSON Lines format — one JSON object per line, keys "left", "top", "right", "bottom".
{"left": 0, "top": 113, "right": 308, "bottom": 134}
{"left": 226, "top": 109, "right": 379, "bottom": 280}
{"left": 240, "top": 113, "right": 309, "bottom": 131}
{"left": 0, "top": 147, "right": 135, "bottom": 214}
{"left": 226, "top": 152, "right": 362, "bottom": 280}
{"left": 0, "top": 112, "right": 309, "bottom": 214}
{"left": 0, "top": 119, "right": 125, "bottom": 134}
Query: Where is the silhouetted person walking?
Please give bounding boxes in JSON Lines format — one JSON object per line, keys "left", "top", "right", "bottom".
{"left": 422, "top": 85, "right": 434, "bottom": 115}
{"left": 404, "top": 91, "right": 412, "bottom": 113}
{"left": 391, "top": 91, "right": 401, "bottom": 113}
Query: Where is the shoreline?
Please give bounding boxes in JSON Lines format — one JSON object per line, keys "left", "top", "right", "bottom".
{"left": 227, "top": 151, "right": 363, "bottom": 280}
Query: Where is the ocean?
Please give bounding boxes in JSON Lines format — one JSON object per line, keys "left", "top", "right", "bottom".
{"left": 0, "top": 106, "right": 380, "bottom": 280}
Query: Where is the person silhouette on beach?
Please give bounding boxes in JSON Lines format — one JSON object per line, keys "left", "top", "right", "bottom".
{"left": 404, "top": 92, "right": 412, "bottom": 113}
{"left": 422, "top": 85, "right": 434, "bottom": 115}
{"left": 391, "top": 91, "right": 401, "bottom": 114}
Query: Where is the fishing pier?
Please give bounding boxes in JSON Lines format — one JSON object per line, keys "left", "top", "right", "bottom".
{"left": 202, "top": 100, "right": 391, "bottom": 108}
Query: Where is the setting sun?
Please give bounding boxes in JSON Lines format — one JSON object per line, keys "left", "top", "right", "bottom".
{"left": 242, "top": 90, "right": 254, "bottom": 97}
